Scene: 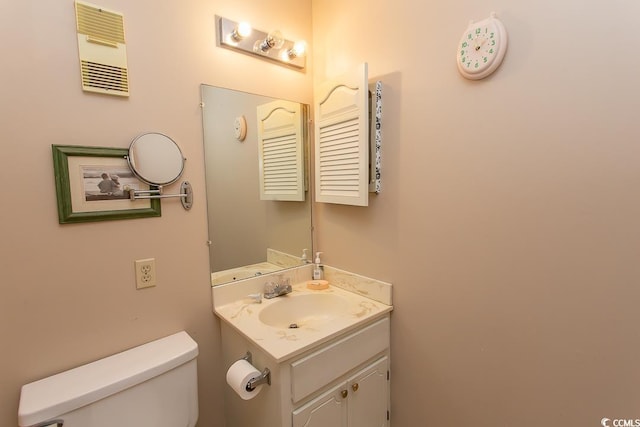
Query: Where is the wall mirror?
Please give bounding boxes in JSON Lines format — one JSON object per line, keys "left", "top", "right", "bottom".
{"left": 127, "top": 132, "right": 185, "bottom": 186}
{"left": 201, "top": 84, "right": 312, "bottom": 286}
{"left": 126, "top": 132, "right": 193, "bottom": 210}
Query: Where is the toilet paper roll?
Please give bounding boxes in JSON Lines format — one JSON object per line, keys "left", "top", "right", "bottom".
{"left": 226, "top": 359, "right": 264, "bottom": 400}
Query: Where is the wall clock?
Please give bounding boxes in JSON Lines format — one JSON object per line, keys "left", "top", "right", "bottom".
{"left": 233, "top": 115, "right": 247, "bottom": 141}
{"left": 457, "top": 12, "right": 507, "bottom": 80}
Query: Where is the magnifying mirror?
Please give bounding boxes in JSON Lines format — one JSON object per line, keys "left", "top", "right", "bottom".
{"left": 127, "top": 132, "right": 185, "bottom": 186}
{"left": 126, "top": 132, "right": 193, "bottom": 210}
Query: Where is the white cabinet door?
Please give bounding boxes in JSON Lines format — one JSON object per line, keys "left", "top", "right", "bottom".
{"left": 314, "top": 63, "right": 369, "bottom": 206}
{"left": 292, "top": 383, "right": 348, "bottom": 427}
{"left": 256, "top": 99, "right": 306, "bottom": 201}
{"left": 347, "top": 357, "right": 389, "bottom": 427}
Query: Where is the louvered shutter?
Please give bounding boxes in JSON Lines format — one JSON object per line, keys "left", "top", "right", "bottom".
{"left": 314, "top": 63, "right": 369, "bottom": 206}
{"left": 257, "top": 100, "right": 306, "bottom": 201}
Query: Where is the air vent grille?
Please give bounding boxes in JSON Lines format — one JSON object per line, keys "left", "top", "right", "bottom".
{"left": 75, "top": 1, "right": 129, "bottom": 97}
{"left": 81, "top": 60, "right": 129, "bottom": 95}
{"left": 76, "top": 2, "right": 125, "bottom": 44}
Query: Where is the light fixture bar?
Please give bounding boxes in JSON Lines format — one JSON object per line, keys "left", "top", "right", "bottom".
{"left": 216, "top": 16, "right": 306, "bottom": 70}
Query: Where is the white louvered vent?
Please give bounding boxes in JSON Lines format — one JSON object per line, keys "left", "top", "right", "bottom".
{"left": 75, "top": 1, "right": 129, "bottom": 97}
{"left": 257, "top": 100, "right": 306, "bottom": 201}
{"left": 315, "top": 63, "right": 369, "bottom": 206}
{"left": 80, "top": 61, "right": 128, "bottom": 93}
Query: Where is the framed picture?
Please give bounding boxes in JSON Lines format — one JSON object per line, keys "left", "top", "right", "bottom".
{"left": 52, "top": 145, "right": 161, "bottom": 223}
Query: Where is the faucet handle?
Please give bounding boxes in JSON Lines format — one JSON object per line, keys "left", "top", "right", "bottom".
{"left": 247, "top": 293, "right": 262, "bottom": 304}
{"left": 264, "top": 281, "right": 277, "bottom": 294}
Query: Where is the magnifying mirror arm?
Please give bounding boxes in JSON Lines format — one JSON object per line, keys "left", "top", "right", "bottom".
{"left": 129, "top": 182, "right": 193, "bottom": 210}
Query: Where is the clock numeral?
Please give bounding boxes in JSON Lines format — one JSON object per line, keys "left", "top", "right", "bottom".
{"left": 468, "top": 34, "right": 473, "bottom": 40}
{"left": 489, "top": 48, "right": 494, "bottom": 54}
{"left": 491, "top": 39, "right": 496, "bottom": 46}
{"left": 475, "top": 28, "right": 481, "bottom": 34}
{"left": 474, "top": 62, "right": 479, "bottom": 68}
{"left": 461, "top": 56, "right": 466, "bottom": 63}
{"left": 460, "top": 50, "right": 466, "bottom": 57}
{"left": 467, "top": 61, "right": 471, "bottom": 68}
{"left": 483, "top": 56, "right": 488, "bottom": 63}
{"left": 490, "top": 32, "right": 495, "bottom": 39}
{"left": 462, "top": 41, "right": 468, "bottom": 48}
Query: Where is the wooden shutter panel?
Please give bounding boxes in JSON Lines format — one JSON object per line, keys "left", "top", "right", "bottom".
{"left": 314, "top": 63, "right": 369, "bottom": 206}
{"left": 257, "top": 100, "right": 306, "bottom": 201}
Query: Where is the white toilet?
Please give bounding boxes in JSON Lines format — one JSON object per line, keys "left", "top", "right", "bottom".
{"left": 18, "top": 331, "right": 199, "bottom": 427}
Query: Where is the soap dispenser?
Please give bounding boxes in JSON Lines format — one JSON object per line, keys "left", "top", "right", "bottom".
{"left": 313, "top": 252, "right": 324, "bottom": 280}
{"left": 301, "top": 248, "right": 309, "bottom": 264}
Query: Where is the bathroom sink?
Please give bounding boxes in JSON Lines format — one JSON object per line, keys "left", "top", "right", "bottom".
{"left": 259, "top": 293, "right": 350, "bottom": 329}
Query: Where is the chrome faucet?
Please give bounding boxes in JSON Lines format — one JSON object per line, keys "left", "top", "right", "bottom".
{"left": 263, "top": 276, "right": 292, "bottom": 299}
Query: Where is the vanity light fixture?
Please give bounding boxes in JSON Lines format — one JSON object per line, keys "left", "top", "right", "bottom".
{"left": 216, "top": 15, "right": 306, "bottom": 70}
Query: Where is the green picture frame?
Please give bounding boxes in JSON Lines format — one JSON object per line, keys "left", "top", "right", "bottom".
{"left": 52, "top": 145, "right": 161, "bottom": 224}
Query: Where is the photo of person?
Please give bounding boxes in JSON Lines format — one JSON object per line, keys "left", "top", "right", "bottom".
{"left": 97, "top": 173, "right": 118, "bottom": 195}
{"left": 82, "top": 166, "right": 139, "bottom": 201}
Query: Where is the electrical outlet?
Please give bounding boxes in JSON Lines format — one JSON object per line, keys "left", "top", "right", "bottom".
{"left": 135, "top": 258, "right": 156, "bottom": 289}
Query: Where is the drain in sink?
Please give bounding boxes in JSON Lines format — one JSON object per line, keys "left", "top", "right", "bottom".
{"left": 289, "top": 323, "right": 299, "bottom": 329}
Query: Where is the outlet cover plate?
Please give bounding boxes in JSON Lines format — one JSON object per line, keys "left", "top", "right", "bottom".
{"left": 135, "top": 258, "right": 156, "bottom": 289}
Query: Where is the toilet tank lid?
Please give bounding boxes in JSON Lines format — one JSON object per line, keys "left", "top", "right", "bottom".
{"left": 18, "top": 331, "right": 198, "bottom": 427}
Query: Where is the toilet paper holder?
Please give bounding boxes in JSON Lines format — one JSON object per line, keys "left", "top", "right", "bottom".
{"left": 242, "top": 351, "right": 271, "bottom": 391}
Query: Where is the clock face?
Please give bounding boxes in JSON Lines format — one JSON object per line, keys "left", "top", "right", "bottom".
{"left": 457, "top": 15, "right": 507, "bottom": 80}
{"left": 233, "top": 116, "right": 247, "bottom": 141}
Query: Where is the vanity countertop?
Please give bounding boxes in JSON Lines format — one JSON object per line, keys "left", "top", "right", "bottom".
{"left": 213, "top": 272, "right": 393, "bottom": 362}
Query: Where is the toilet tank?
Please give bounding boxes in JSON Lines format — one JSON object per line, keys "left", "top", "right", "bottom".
{"left": 18, "top": 331, "right": 199, "bottom": 427}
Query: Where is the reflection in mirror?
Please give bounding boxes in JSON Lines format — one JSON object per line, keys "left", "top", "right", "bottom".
{"left": 201, "top": 85, "right": 313, "bottom": 286}
{"left": 127, "top": 132, "right": 185, "bottom": 185}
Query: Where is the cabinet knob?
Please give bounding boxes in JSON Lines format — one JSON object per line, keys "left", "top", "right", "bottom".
{"left": 352, "top": 383, "right": 359, "bottom": 392}
{"left": 341, "top": 389, "right": 348, "bottom": 399}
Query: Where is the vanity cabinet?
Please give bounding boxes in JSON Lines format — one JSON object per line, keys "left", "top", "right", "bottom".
{"left": 220, "top": 315, "right": 391, "bottom": 427}
{"left": 292, "top": 356, "right": 389, "bottom": 427}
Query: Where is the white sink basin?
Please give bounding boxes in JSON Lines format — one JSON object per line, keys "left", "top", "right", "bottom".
{"left": 259, "top": 293, "right": 350, "bottom": 329}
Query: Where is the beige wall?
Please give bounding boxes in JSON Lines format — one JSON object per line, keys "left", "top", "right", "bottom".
{"left": 312, "top": 0, "right": 640, "bottom": 425}
{"left": 0, "top": 1, "right": 311, "bottom": 426}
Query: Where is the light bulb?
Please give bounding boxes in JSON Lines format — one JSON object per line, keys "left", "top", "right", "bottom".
{"left": 291, "top": 40, "right": 307, "bottom": 57}
{"left": 254, "top": 29, "right": 284, "bottom": 53}
{"left": 267, "top": 30, "right": 284, "bottom": 49}
{"left": 231, "top": 21, "right": 252, "bottom": 41}
{"left": 282, "top": 40, "right": 307, "bottom": 62}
